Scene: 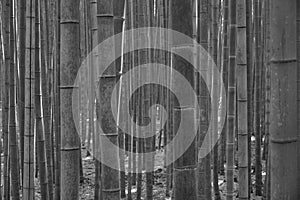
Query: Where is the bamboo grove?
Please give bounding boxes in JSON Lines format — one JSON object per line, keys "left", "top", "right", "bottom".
{"left": 0, "top": 0, "right": 299, "bottom": 199}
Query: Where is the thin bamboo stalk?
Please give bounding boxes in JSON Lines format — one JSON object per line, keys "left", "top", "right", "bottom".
{"left": 54, "top": 0, "right": 61, "bottom": 199}
{"left": 2, "top": 0, "right": 11, "bottom": 198}
{"left": 245, "top": 0, "right": 253, "bottom": 197}
{"left": 211, "top": 0, "right": 221, "bottom": 198}
{"left": 9, "top": 0, "right": 20, "bottom": 198}
{"left": 40, "top": 0, "right": 54, "bottom": 198}
{"left": 23, "top": 0, "right": 36, "bottom": 197}
{"left": 18, "top": 0, "right": 26, "bottom": 181}
{"left": 35, "top": 0, "right": 49, "bottom": 198}
{"left": 254, "top": 0, "right": 262, "bottom": 195}
{"left": 226, "top": 0, "right": 237, "bottom": 199}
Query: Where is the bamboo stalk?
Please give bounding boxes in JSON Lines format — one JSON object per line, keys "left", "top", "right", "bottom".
{"left": 9, "top": 0, "right": 20, "bottom": 198}
{"left": 220, "top": 0, "right": 229, "bottom": 178}
{"left": 40, "top": 0, "right": 54, "bottom": 198}
{"left": 236, "top": 0, "right": 249, "bottom": 199}
{"left": 2, "top": 0, "right": 11, "bottom": 198}
{"left": 60, "top": 0, "right": 80, "bottom": 198}
{"left": 211, "top": 0, "right": 220, "bottom": 198}
{"left": 245, "top": 0, "right": 253, "bottom": 197}
{"left": 254, "top": 0, "right": 262, "bottom": 195}
{"left": 226, "top": 0, "right": 237, "bottom": 199}
{"left": 269, "top": 0, "right": 298, "bottom": 199}
{"left": 297, "top": 0, "right": 300, "bottom": 198}
{"left": 197, "top": 0, "right": 211, "bottom": 199}
{"left": 54, "top": 0, "right": 61, "bottom": 199}
{"left": 97, "top": 0, "right": 121, "bottom": 199}
{"left": 35, "top": 1, "right": 49, "bottom": 198}
{"left": 171, "top": 1, "right": 197, "bottom": 199}
{"left": 23, "top": 0, "right": 36, "bottom": 198}
{"left": 18, "top": 0, "right": 26, "bottom": 182}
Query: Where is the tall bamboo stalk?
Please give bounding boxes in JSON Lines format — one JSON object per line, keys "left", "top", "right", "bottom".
{"left": 40, "top": 0, "right": 54, "bottom": 198}
{"left": 264, "top": 0, "right": 271, "bottom": 197}
{"left": 236, "top": 0, "right": 248, "bottom": 199}
{"left": 211, "top": 0, "right": 220, "bottom": 198}
{"left": 254, "top": 0, "right": 262, "bottom": 195}
{"left": 226, "top": 0, "right": 237, "bottom": 199}
{"left": 9, "top": 0, "right": 20, "bottom": 198}
{"left": 60, "top": 0, "right": 80, "bottom": 198}
{"left": 23, "top": 0, "right": 36, "bottom": 198}
{"left": 113, "top": 0, "right": 126, "bottom": 198}
{"left": 220, "top": 0, "right": 229, "bottom": 178}
{"left": 171, "top": 0, "right": 197, "bottom": 199}
{"left": 246, "top": 0, "right": 253, "bottom": 197}
{"left": 35, "top": 0, "right": 49, "bottom": 198}
{"left": 97, "top": 0, "right": 121, "bottom": 199}
{"left": 54, "top": 0, "right": 61, "bottom": 199}
{"left": 18, "top": 0, "right": 26, "bottom": 181}
{"left": 297, "top": 0, "right": 300, "bottom": 198}
{"left": 269, "top": 0, "right": 297, "bottom": 198}
{"left": 197, "top": 0, "right": 211, "bottom": 199}
{"left": 125, "top": 1, "right": 133, "bottom": 199}
{"left": 2, "top": 0, "right": 11, "bottom": 198}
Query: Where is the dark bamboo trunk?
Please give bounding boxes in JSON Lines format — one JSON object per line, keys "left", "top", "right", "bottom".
{"left": 246, "top": 0, "right": 253, "bottom": 197}
{"left": 236, "top": 0, "right": 249, "bottom": 198}
{"left": 54, "top": 0, "right": 61, "bottom": 199}
{"left": 18, "top": 0, "right": 26, "bottom": 181}
{"left": 297, "top": 0, "right": 300, "bottom": 198}
{"left": 40, "top": 0, "right": 54, "bottom": 198}
{"left": 254, "top": 0, "right": 262, "bottom": 196}
{"left": 97, "top": 0, "right": 121, "bottom": 199}
{"left": 171, "top": 0, "right": 197, "bottom": 199}
{"left": 9, "top": 0, "right": 20, "bottom": 198}
{"left": 2, "top": 0, "right": 10, "bottom": 199}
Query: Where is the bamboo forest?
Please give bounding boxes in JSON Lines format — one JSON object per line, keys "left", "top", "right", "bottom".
{"left": 0, "top": 0, "right": 298, "bottom": 199}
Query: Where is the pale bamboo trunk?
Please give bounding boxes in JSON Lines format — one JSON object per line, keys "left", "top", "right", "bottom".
{"left": 60, "top": 0, "right": 80, "bottom": 199}
{"left": 197, "top": 0, "right": 211, "bottom": 199}
{"left": 226, "top": 0, "right": 237, "bottom": 199}
{"left": 269, "top": 0, "right": 298, "bottom": 199}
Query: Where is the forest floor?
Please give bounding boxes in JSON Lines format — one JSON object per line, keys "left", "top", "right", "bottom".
{"left": 34, "top": 145, "right": 265, "bottom": 200}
